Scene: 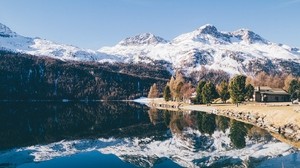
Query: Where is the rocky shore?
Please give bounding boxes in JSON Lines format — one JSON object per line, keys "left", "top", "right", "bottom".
{"left": 213, "top": 109, "right": 300, "bottom": 142}
{"left": 140, "top": 98, "right": 300, "bottom": 145}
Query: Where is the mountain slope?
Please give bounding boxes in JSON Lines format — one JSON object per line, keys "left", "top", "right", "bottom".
{"left": 0, "top": 23, "right": 118, "bottom": 62}
{"left": 1, "top": 22, "right": 300, "bottom": 76}
{"left": 0, "top": 51, "right": 170, "bottom": 100}
{"left": 99, "top": 24, "right": 300, "bottom": 75}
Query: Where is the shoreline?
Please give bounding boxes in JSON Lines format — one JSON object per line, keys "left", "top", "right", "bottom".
{"left": 140, "top": 98, "right": 300, "bottom": 144}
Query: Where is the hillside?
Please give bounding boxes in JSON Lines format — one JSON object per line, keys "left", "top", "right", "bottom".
{"left": 0, "top": 51, "right": 170, "bottom": 100}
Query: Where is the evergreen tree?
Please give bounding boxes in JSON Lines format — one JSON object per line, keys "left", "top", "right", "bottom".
{"left": 195, "top": 81, "right": 206, "bottom": 104}
{"left": 163, "top": 85, "right": 171, "bottom": 101}
{"left": 202, "top": 82, "right": 218, "bottom": 105}
{"left": 148, "top": 83, "right": 159, "bottom": 98}
{"left": 245, "top": 84, "right": 254, "bottom": 101}
{"left": 229, "top": 75, "right": 247, "bottom": 106}
{"left": 229, "top": 120, "right": 247, "bottom": 149}
{"left": 288, "top": 79, "right": 299, "bottom": 101}
{"left": 218, "top": 80, "right": 230, "bottom": 103}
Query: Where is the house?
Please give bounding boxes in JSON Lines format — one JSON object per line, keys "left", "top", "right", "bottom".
{"left": 254, "top": 86, "right": 290, "bottom": 102}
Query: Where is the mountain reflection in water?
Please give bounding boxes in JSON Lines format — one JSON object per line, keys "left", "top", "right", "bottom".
{"left": 0, "top": 102, "right": 299, "bottom": 168}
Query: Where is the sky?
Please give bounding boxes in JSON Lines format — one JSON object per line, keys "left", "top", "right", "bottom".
{"left": 0, "top": 0, "right": 299, "bottom": 49}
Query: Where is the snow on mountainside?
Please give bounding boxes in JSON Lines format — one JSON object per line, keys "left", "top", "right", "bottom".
{"left": 0, "top": 23, "right": 119, "bottom": 62}
{"left": 1, "top": 22, "right": 300, "bottom": 75}
{"left": 119, "top": 32, "right": 168, "bottom": 46}
{"left": 100, "top": 24, "right": 300, "bottom": 75}
{"left": 0, "top": 23, "right": 17, "bottom": 37}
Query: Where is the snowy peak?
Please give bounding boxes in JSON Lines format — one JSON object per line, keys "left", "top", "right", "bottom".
{"left": 100, "top": 24, "right": 300, "bottom": 76}
{"left": 232, "top": 29, "right": 267, "bottom": 44}
{"left": 0, "top": 23, "right": 17, "bottom": 37}
{"left": 173, "top": 24, "right": 268, "bottom": 45}
{"left": 173, "top": 24, "right": 231, "bottom": 44}
{"left": 118, "top": 33, "right": 168, "bottom": 46}
{"left": 197, "top": 24, "right": 219, "bottom": 35}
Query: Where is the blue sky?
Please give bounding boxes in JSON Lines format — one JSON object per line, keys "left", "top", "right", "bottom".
{"left": 0, "top": 0, "right": 299, "bottom": 49}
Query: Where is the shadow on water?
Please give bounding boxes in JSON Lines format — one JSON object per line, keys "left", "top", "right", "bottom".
{"left": 0, "top": 102, "right": 167, "bottom": 150}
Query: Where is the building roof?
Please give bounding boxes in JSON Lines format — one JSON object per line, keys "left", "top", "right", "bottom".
{"left": 254, "top": 86, "right": 289, "bottom": 95}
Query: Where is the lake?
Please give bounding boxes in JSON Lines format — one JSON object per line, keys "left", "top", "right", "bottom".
{"left": 0, "top": 102, "right": 299, "bottom": 168}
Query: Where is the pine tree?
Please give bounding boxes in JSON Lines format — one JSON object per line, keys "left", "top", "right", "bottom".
{"left": 245, "top": 84, "right": 254, "bottom": 101}
{"left": 148, "top": 83, "right": 159, "bottom": 98}
{"left": 288, "top": 79, "right": 300, "bottom": 102}
{"left": 218, "top": 80, "right": 230, "bottom": 103}
{"left": 195, "top": 81, "right": 206, "bottom": 104}
{"left": 202, "top": 82, "right": 218, "bottom": 105}
{"left": 163, "top": 85, "right": 171, "bottom": 101}
{"left": 229, "top": 75, "right": 247, "bottom": 106}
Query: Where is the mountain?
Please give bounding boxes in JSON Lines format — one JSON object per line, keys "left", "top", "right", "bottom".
{"left": 99, "top": 24, "right": 300, "bottom": 76}
{"left": 118, "top": 32, "right": 168, "bottom": 46}
{"left": 1, "top": 22, "right": 300, "bottom": 76}
{"left": 0, "top": 23, "right": 118, "bottom": 62}
{"left": 0, "top": 51, "right": 170, "bottom": 100}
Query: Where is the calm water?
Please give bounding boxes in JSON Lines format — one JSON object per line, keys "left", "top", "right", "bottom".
{"left": 0, "top": 102, "right": 299, "bottom": 168}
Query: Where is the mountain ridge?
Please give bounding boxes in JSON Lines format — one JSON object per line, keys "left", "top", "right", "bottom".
{"left": 100, "top": 24, "right": 300, "bottom": 76}
{"left": 1, "top": 22, "right": 300, "bottom": 76}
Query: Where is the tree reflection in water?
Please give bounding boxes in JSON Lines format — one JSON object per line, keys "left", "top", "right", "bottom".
{"left": 0, "top": 104, "right": 298, "bottom": 168}
{"left": 149, "top": 109, "right": 274, "bottom": 150}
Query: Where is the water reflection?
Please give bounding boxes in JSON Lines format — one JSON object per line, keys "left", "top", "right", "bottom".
{"left": 153, "top": 109, "right": 272, "bottom": 150}
{"left": 0, "top": 102, "right": 166, "bottom": 150}
{"left": 0, "top": 103, "right": 299, "bottom": 168}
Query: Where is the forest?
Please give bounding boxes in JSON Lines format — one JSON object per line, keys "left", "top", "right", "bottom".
{"left": 0, "top": 51, "right": 171, "bottom": 100}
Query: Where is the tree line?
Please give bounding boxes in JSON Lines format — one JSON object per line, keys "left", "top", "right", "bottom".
{"left": 148, "top": 71, "right": 299, "bottom": 105}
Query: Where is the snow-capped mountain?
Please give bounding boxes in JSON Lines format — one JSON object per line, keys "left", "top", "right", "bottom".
{"left": 1, "top": 22, "right": 300, "bottom": 75}
{"left": 0, "top": 23, "right": 119, "bottom": 62}
{"left": 118, "top": 32, "right": 168, "bottom": 46}
{"left": 100, "top": 24, "right": 300, "bottom": 75}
